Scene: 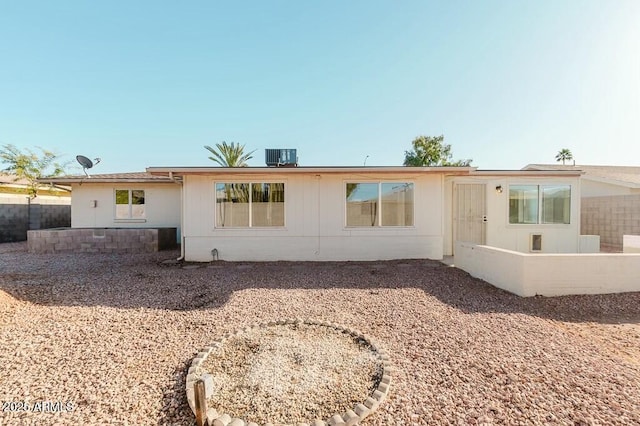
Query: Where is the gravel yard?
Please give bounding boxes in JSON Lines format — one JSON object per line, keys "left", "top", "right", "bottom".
{"left": 1, "top": 241, "right": 639, "bottom": 425}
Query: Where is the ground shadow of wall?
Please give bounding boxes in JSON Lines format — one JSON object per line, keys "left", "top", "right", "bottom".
{"left": 1, "top": 245, "right": 638, "bottom": 325}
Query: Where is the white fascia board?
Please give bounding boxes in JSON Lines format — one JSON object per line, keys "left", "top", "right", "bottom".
{"left": 146, "top": 166, "right": 476, "bottom": 176}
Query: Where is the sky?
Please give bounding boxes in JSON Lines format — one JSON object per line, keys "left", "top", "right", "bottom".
{"left": 1, "top": 1, "right": 638, "bottom": 174}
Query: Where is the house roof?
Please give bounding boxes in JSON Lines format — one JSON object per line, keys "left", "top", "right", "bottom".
{"left": 39, "top": 172, "right": 177, "bottom": 184}
{"left": 0, "top": 174, "right": 30, "bottom": 185}
{"left": 39, "top": 166, "right": 584, "bottom": 185}
{"left": 146, "top": 166, "right": 476, "bottom": 175}
{"left": 523, "top": 164, "right": 640, "bottom": 188}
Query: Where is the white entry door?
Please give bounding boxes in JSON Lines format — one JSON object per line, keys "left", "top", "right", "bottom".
{"left": 454, "top": 184, "right": 486, "bottom": 247}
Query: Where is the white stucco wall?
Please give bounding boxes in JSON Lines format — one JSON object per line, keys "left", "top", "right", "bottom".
{"left": 444, "top": 175, "right": 581, "bottom": 255}
{"left": 182, "top": 172, "right": 444, "bottom": 261}
{"left": 455, "top": 241, "right": 640, "bottom": 297}
{"left": 70, "top": 183, "right": 181, "bottom": 238}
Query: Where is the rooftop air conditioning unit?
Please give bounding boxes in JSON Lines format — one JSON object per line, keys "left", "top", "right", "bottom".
{"left": 265, "top": 149, "right": 298, "bottom": 167}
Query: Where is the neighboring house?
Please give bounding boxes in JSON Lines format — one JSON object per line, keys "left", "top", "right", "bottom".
{"left": 524, "top": 164, "right": 640, "bottom": 250}
{"left": 523, "top": 164, "right": 640, "bottom": 197}
{"left": 0, "top": 174, "right": 71, "bottom": 242}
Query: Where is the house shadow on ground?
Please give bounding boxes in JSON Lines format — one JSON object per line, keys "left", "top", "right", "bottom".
{"left": 1, "top": 243, "right": 638, "bottom": 325}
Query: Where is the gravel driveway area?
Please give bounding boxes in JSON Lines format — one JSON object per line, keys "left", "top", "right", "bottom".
{"left": 1, "top": 241, "right": 639, "bottom": 425}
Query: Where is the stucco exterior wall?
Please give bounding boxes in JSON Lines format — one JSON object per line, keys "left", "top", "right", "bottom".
{"left": 70, "top": 183, "right": 181, "bottom": 238}
{"left": 455, "top": 241, "right": 640, "bottom": 297}
{"left": 182, "top": 172, "right": 444, "bottom": 261}
{"left": 444, "top": 176, "right": 581, "bottom": 256}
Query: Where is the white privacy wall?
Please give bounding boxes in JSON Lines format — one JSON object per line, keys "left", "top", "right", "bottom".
{"left": 182, "top": 172, "right": 445, "bottom": 261}
{"left": 444, "top": 175, "right": 581, "bottom": 255}
{"left": 455, "top": 241, "right": 640, "bottom": 297}
{"left": 70, "top": 183, "right": 182, "bottom": 236}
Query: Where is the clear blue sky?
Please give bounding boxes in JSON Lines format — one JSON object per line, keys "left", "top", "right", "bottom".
{"left": 1, "top": 1, "right": 638, "bottom": 174}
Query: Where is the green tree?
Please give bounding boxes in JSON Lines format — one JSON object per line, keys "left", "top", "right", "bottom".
{"left": 204, "top": 141, "right": 255, "bottom": 167}
{"left": 555, "top": 148, "right": 573, "bottom": 165}
{"left": 0, "top": 144, "right": 67, "bottom": 197}
{"left": 403, "top": 135, "right": 472, "bottom": 167}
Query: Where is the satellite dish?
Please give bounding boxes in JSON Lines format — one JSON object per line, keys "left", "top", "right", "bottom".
{"left": 76, "top": 155, "right": 101, "bottom": 177}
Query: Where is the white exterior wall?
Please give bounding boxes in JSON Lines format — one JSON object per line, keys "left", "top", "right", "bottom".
{"left": 444, "top": 175, "right": 581, "bottom": 255}
{"left": 455, "top": 241, "right": 640, "bottom": 297}
{"left": 182, "top": 173, "right": 444, "bottom": 261}
{"left": 70, "top": 183, "right": 181, "bottom": 237}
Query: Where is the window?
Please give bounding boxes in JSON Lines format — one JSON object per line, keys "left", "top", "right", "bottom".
{"left": 215, "top": 182, "right": 284, "bottom": 227}
{"left": 115, "top": 189, "right": 145, "bottom": 219}
{"left": 346, "top": 182, "right": 414, "bottom": 227}
{"left": 509, "top": 185, "right": 570, "bottom": 224}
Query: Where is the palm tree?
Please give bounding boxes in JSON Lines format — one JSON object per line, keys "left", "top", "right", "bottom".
{"left": 555, "top": 148, "right": 573, "bottom": 165}
{"left": 204, "top": 142, "right": 255, "bottom": 167}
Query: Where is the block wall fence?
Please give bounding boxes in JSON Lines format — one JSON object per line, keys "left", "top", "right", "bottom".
{"left": 0, "top": 195, "right": 71, "bottom": 243}
{"left": 581, "top": 194, "right": 640, "bottom": 251}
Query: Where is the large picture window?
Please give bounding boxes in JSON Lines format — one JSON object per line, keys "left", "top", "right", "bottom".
{"left": 346, "top": 182, "right": 414, "bottom": 227}
{"left": 115, "top": 189, "right": 145, "bottom": 219}
{"left": 215, "top": 182, "right": 284, "bottom": 227}
{"left": 509, "top": 185, "right": 570, "bottom": 224}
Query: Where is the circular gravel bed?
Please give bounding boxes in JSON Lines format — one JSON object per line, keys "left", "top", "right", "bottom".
{"left": 186, "top": 319, "right": 392, "bottom": 425}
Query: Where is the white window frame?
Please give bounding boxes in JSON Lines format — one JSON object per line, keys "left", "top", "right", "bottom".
{"left": 114, "top": 189, "right": 146, "bottom": 222}
{"left": 344, "top": 181, "right": 415, "bottom": 228}
{"left": 508, "top": 184, "right": 571, "bottom": 225}
{"left": 214, "top": 181, "right": 286, "bottom": 228}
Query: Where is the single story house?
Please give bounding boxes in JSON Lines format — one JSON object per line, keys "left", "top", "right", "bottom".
{"left": 41, "top": 165, "right": 585, "bottom": 261}
{"left": 523, "top": 164, "right": 640, "bottom": 251}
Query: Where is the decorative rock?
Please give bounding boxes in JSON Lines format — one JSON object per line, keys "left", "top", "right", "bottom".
{"left": 363, "top": 396, "right": 378, "bottom": 410}
{"left": 201, "top": 373, "right": 215, "bottom": 398}
{"left": 206, "top": 408, "right": 219, "bottom": 424}
{"left": 378, "top": 382, "right": 390, "bottom": 394}
{"left": 328, "top": 414, "right": 346, "bottom": 425}
{"left": 342, "top": 409, "right": 359, "bottom": 426}
{"left": 213, "top": 414, "right": 232, "bottom": 426}
{"left": 228, "top": 418, "right": 245, "bottom": 426}
{"left": 354, "top": 403, "right": 370, "bottom": 418}
{"left": 310, "top": 420, "right": 326, "bottom": 426}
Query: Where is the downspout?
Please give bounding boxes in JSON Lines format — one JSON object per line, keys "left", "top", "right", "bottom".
{"left": 168, "top": 172, "right": 185, "bottom": 261}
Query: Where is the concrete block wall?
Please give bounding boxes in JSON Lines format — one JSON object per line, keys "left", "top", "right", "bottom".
{"left": 27, "top": 228, "right": 177, "bottom": 253}
{"left": 581, "top": 194, "right": 640, "bottom": 250}
{"left": 0, "top": 198, "right": 29, "bottom": 242}
{"left": 0, "top": 194, "right": 71, "bottom": 243}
